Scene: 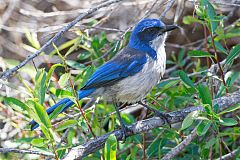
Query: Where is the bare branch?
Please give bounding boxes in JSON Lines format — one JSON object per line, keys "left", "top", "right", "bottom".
{"left": 63, "top": 92, "right": 240, "bottom": 160}
{"left": 218, "top": 148, "right": 240, "bottom": 160}
{"left": 161, "top": 128, "right": 197, "bottom": 160}
{"left": 0, "top": 0, "right": 123, "bottom": 80}
{"left": 160, "top": 0, "right": 176, "bottom": 19}
{"left": 0, "top": 148, "right": 54, "bottom": 157}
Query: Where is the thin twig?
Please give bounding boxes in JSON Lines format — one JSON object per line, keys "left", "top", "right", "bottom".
{"left": 0, "top": 0, "right": 123, "bottom": 80}
{"left": 159, "top": 0, "right": 176, "bottom": 19}
{"left": 0, "top": 148, "right": 54, "bottom": 157}
{"left": 161, "top": 128, "right": 197, "bottom": 160}
{"left": 217, "top": 148, "right": 240, "bottom": 160}
{"left": 69, "top": 79, "right": 95, "bottom": 137}
{"left": 209, "top": 29, "right": 228, "bottom": 93}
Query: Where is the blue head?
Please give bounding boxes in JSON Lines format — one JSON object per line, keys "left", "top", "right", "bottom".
{"left": 128, "top": 19, "right": 177, "bottom": 59}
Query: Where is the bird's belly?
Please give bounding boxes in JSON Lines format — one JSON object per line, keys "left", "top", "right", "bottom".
{"left": 102, "top": 57, "right": 165, "bottom": 103}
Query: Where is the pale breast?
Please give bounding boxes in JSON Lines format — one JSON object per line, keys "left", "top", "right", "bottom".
{"left": 105, "top": 45, "right": 166, "bottom": 103}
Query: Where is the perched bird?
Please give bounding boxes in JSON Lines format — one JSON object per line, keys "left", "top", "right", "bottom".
{"left": 30, "top": 18, "right": 178, "bottom": 138}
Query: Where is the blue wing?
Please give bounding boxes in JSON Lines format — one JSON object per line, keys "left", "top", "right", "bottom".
{"left": 82, "top": 47, "right": 147, "bottom": 90}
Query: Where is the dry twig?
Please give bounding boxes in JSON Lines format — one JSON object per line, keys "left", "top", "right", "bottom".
{"left": 0, "top": 148, "right": 54, "bottom": 157}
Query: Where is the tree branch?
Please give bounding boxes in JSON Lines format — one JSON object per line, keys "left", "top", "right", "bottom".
{"left": 161, "top": 128, "right": 197, "bottom": 160}
{"left": 0, "top": 148, "right": 54, "bottom": 157}
{"left": 159, "top": 0, "right": 176, "bottom": 19}
{"left": 62, "top": 91, "right": 240, "bottom": 160}
{"left": 217, "top": 148, "right": 240, "bottom": 160}
{"left": 0, "top": 0, "right": 123, "bottom": 80}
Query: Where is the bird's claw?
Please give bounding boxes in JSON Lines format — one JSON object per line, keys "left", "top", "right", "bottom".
{"left": 154, "top": 111, "right": 171, "bottom": 128}
{"left": 120, "top": 123, "right": 130, "bottom": 142}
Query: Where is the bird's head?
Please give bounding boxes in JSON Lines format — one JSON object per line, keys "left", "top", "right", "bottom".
{"left": 128, "top": 18, "right": 178, "bottom": 59}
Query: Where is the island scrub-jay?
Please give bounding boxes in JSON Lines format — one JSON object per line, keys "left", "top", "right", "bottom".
{"left": 30, "top": 18, "right": 178, "bottom": 137}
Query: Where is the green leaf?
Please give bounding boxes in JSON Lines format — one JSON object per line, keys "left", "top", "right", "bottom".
{"left": 178, "top": 49, "right": 185, "bottom": 67}
{"left": 181, "top": 111, "right": 199, "bottom": 130}
{"left": 220, "top": 118, "right": 238, "bottom": 126}
{"left": 67, "top": 128, "right": 75, "bottom": 145}
{"left": 31, "top": 138, "right": 49, "bottom": 147}
{"left": 214, "top": 41, "right": 227, "bottom": 55}
{"left": 104, "top": 134, "right": 117, "bottom": 160}
{"left": 66, "top": 60, "right": 85, "bottom": 70}
{"left": 204, "top": 137, "right": 216, "bottom": 148}
{"left": 198, "top": 84, "right": 212, "bottom": 106}
{"left": 50, "top": 38, "right": 79, "bottom": 56}
{"left": 55, "top": 89, "right": 73, "bottom": 98}
{"left": 219, "top": 104, "right": 240, "bottom": 115}
{"left": 196, "top": 120, "right": 211, "bottom": 136}
{"left": 225, "top": 45, "right": 240, "bottom": 65}
{"left": 215, "top": 28, "right": 240, "bottom": 40}
{"left": 146, "top": 136, "right": 161, "bottom": 158}
{"left": 4, "top": 97, "right": 29, "bottom": 113}
{"left": 78, "top": 52, "right": 92, "bottom": 60}
{"left": 179, "top": 71, "right": 196, "bottom": 89}
{"left": 201, "top": 0, "right": 218, "bottom": 33}
{"left": 65, "top": 37, "right": 82, "bottom": 57}
{"left": 81, "top": 66, "right": 94, "bottom": 87}
{"left": 25, "top": 30, "right": 41, "bottom": 49}
{"left": 56, "top": 120, "right": 78, "bottom": 131}
{"left": 48, "top": 103, "right": 66, "bottom": 120}
{"left": 28, "top": 100, "right": 51, "bottom": 129}
{"left": 183, "top": 16, "right": 204, "bottom": 25}
{"left": 46, "top": 64, "right": 64, "bottom": 88}
{"left": 59, "top": 73, "right": 71, "bottom": 88}
{"left": 188, "top": 50, "right": 213, "bottom": 58}
{"left": 34, "top": 69, "right": 47, "bottom": 105}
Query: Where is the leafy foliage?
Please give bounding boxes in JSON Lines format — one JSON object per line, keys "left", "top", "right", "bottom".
{"left": 0, "top": 0, "right": 239, "bottom": 159}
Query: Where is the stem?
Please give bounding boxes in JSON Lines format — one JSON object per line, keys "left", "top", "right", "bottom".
{"left": 142, "top": 133, "right": 146, "bottom": 160}
{"left": 209, "top": 30, "right": 228, "bottom": 93}
{"left": 203, "top": 24, "right": 210, "bottom": 68}
{"left": 51, "top": 141, "right": 59, "bottom": 160}
{"left": 69, "top": 79, "right": 96, "bottom": 137}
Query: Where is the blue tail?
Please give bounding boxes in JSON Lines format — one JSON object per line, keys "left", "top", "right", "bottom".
{"left": 30, "top": 89, "right": 95, "bottom": 130}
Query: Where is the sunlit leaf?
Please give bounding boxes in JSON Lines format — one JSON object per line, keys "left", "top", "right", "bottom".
{"left": 198, "top": 84, "right": 212, "bottom": 106}
{"left": 196, "top": 120, "right": 211, "bottom": 136}
{"left": 225, "top": 45, "right": 240, "bottom": 65}
{"left": 220, "top": 118, "right": 238, "bottom": 126}
{"left": 59, "top": 73, "right": 71, "bottom": 88}
{"left": 4, "top": 97, "right": 29, "bottom": 114}
{"left": 104, "top": 134, "right": 117, "bottom": 160}
{"left": 56, "top": 120, "right": 78, "bottom": 131}
{"left": 188, "top": 50, "right": 213, "bottom": 58}
{"left": 179, "top": 71, "right": 196, "bottom": 89}
{"left": 181, "top": 111, "right": 199, "bottom": 130}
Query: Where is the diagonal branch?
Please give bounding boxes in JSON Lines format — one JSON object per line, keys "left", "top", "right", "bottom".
{"left": 0, "top": 148, "right": 54, "bottom": 157}
{"left": 161, "top": 128, "right": 198, "bottom": 160}
{"left": 62, "top": 91, "right": 240, "bottom": 160}
{"left": 0, "top": 0, "right": 123, "bottom": 80}
{"left": 159, "top": 0, "right": 176, "bottom": 19}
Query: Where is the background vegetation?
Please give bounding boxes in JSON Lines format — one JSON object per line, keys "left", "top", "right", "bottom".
{"left": 0, "top": 0, "right": 239, "bottom": 159}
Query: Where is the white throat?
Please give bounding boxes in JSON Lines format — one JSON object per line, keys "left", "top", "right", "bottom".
{"left": 150, "top": 33, "right": 167, "bottom": 51}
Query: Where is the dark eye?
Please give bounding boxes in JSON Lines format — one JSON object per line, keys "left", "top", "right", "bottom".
{"left": 146, "top": 27, "right": 159, "bottom": 33}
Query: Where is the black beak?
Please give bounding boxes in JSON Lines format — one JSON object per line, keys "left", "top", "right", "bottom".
{"left": 161, "top": 24, "right": 178, "bottom": 32}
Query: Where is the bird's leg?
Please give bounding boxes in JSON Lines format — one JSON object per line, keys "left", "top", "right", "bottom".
{"left": 114, "top": 103, "right": 129, "bottom": 141}
{"left": 138, "top": 101, "right": 171, "bottom": 128}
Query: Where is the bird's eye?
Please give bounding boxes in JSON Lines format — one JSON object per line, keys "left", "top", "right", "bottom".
{"left": 149, "top": 28, "right": 153, "bottom": 32}
{"left": 146, "top": 27, "right": 159, "bottom": 33}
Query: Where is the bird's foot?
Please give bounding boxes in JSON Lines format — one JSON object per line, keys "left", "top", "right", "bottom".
{"left": 154, "top": 111, "right": 171, "bottom": 128}
{"left": 119, "top": 123, "right": 130, "bottom": 142}
{"left": 138, "top": 101, "right": 171, "bottom": 128}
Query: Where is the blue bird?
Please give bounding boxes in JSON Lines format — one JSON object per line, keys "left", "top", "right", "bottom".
{"left": 30, "top": 18, "right": 178, "bottom": 138}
